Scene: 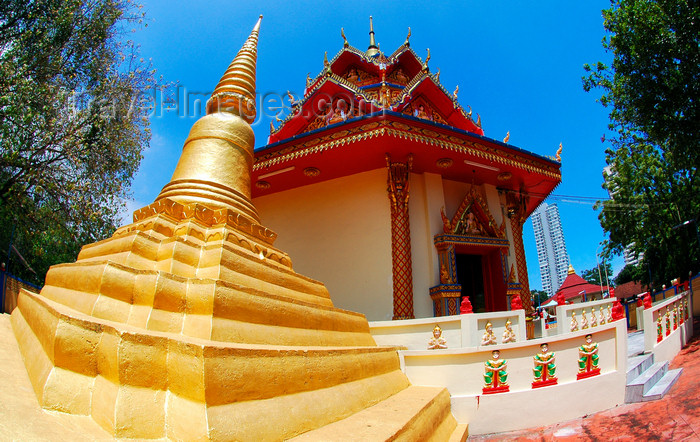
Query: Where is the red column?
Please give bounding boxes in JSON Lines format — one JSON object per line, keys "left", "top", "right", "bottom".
{"left": 387, "top": 154, "right": 414, "bottom": 320}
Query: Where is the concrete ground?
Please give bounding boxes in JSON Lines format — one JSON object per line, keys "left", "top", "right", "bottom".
{"left": 469, "top": 317, "right": 700, "bottom": 441}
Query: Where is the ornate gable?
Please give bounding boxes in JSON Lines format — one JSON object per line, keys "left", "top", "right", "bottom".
{"left": 440, "top": 186, "right": 506, "bottom": 239}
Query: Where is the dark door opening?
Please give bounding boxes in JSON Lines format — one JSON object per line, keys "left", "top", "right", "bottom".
{"left": 456, "top": 254, "right": 485, "bottom": 313}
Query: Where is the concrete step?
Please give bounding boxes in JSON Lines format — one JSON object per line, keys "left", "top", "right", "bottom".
{"left": 289, "top": 386, "right": 457, "bottom": 441}
{"left": 642, "top": 368, "right": 683, "bottom": 402}
{"left": 626, "top": 353, "right": 654, "bottom": 384}
{"left": 625, "top": 361, "right": 669, "bottom": 403}
{"left": 448, "top": 423, "right": 469, "bottom": 442}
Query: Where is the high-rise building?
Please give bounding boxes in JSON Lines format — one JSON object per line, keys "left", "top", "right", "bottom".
{"left": 603, "top": 165, "right": 643, "bottom": 267}
{"left": 531, "top": 202, "right": 570, "bottom": 297}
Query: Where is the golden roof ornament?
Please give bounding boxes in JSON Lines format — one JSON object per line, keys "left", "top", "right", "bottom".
{"left": 341, "top": 27, "right": 349, "bottom": 48}
{"left": 269, "top": 120, "right": 275, "bottom": 133}
{"left": 503, "top": 131, "right": 510, "bottom": 143}
{"left": 568, "top": 264, "right": 575, "bottom": 275}
{"left": 323, "top": 51, "right": 330, "bottom": 71}
{"left": 466, "top": 105, "right": 472, "bottom": 117}
{"left": 287, "top": 90, "right": 296, "bottom": 106}
{"left": 453, "top": 85, "right": 459, "bottom": 100}
{"left": 476, "top": 113, "right": 481, "bottom": 127}
{"left": 367, "top": 16, "right": 380, "bottom": 57}
{"left": 306, "top": 72, "right": 312, "bottom": 88}
{"left": 422, "top": 48, "right": 431, "bottom": 72}
{"left": 556, "top": 142, "right": 563, "bottom": 162}
{"left": 435, "top": 68, "right": 440, "bottom": 82}
{"left": 206, "top": 15, "right": 262, "bottom": 121}
{"left": 404, "top": 27, "right": 411, "bottom": 46}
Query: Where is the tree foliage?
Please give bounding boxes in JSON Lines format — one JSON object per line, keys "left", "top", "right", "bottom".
{"left": 530, "top": 289, "right": 549, "bottom": 306}
{"left": 584, "top": 0, "right": 700, "bottom": 288}
{"left": 580, "top": 263, "right": 613, "bottom": 287}
{"left": 0, "top": 0, "right": 159, "bottom": 284}
{"left": 615, "top": 263, "right": 644, "bottom": 285}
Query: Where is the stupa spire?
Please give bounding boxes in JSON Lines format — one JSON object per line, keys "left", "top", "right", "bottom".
{"left": 206, "top": 15, "right": 262, "bottom": 121}
{"left": 158, "top": 15, "right": 264, "bottom": 221}
{"left": 367, "top": 16, "right": 380, "bottom": 57}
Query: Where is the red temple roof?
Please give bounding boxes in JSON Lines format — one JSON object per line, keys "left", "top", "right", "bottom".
{"left": 547, "top": 267, "right": 609, "bottom": 303}
{"left": 254, "top": 24, "right": 562, "bottom": 217}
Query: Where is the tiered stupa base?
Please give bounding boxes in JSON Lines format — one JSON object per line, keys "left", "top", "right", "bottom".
{"left": 11, "top": 198, "right": 461, "bottom": 440}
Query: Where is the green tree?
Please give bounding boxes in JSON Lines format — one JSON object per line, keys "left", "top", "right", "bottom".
{"left": 580, "top": 263, "right": 613, "bottom": 287}
{"left": 614, "top": 263, "right": 644, "bottom": 285}
{"left": 584, "top": 0, "right": 700, "bottom": 288}
{"left": 0, "top": 0, "right": 160, "bottom": 285}
{"left": 530, "top": 289, "right": 549, "bottom": 306}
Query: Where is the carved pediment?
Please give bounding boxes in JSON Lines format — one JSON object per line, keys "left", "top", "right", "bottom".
{"left": 441, "top": 187, "right": 506, "bottom": 239}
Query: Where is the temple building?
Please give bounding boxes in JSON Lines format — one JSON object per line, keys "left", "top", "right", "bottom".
{"left": 252, "top": 18, "right": 562, "bottom": 322}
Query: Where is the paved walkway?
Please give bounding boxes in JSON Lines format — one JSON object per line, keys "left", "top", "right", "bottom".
{"left": 469, "top": 318, "right": 700, "bottom": 441}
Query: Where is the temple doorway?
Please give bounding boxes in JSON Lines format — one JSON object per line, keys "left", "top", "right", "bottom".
{"left": 456, "top": 254, "right": 485, "bottom": 313}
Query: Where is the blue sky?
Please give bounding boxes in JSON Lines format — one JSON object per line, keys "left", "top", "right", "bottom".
{"left": 127, "top": 0, "right": 624, "bottom": 290}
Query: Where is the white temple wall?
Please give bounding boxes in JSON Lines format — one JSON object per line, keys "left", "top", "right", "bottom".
{"left": 253, "top": 168, "right": 394, "bottom": 321}
{"left": 408, "top": 172, "right": 445, "bottom": 319}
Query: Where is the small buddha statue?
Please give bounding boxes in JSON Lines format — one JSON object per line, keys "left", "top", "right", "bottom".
{"left": 502, "top": 319, "right": 516, "bottom": 344}
{"left": 345, "top": 67, "right": 360, "bottom": 83}
{"left": 428, "top": 324, "right": 448, "bottom": 350}
{"left": 414, "top": 104, "right": 431, "bottom": 120}
{"left": 481, "top": 321, "right": 497, "bottom": 346}
{"left": 578, "top": 334, "right": 600, "bottom": 376}
{"left": 393, "top": 67, "right": 409, "bottom": 84}
{"left": 465, "top": 212, "right": 483, "bottom": 235}
{"left": 570, "top": 310, "right": 579, "bottom": 332}
{"left": 483, "top": 350, "right": 508, "bottom": 391}
{"left": 590, "top": 307, "right": 598, "bottom": 327}
{"left": 533, "top": 343, "right": 557, "bottom": 384}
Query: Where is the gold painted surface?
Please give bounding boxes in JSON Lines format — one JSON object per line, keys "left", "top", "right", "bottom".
{"left": 7, "top": 16, "right": 460, "bottom": 440}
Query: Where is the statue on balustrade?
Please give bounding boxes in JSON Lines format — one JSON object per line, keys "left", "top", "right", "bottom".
{"left": 502, "top": 319, "right": 516, "bottom": 343}
{"left": 570, "top": 310, "right": 579, "bottom": 332}
{"left": 483, "top": 350, "right": 509, "bottom": 394}
{"left": 581, "top": 310, "right": 589, "bottom": 329}
{"left": 577, "top": 334, "right": 600, "bottom": 379}
{"left": 532, "top": 343, "right": 557, "bottom": 387}
{"left": 427, "top": 324, "right": 448, "bottom": 350}
{"left": 459, "top": 296, "right": 473, "bottom": 314}
{"left": 480, "top": 321, "right": 497, "bottom": 346}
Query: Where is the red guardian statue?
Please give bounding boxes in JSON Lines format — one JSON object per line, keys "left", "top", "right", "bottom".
{"left": 510, "top": 294, "right": 523, "bottom": 310}
{"left": 643, "top": 292, "right": 652, "bottom": 309}
{"left": 612, "top": 300, "right": 625, "bottom": 321}
{"left": 557, "top": 292, "right": 566, "bottom": 306}
{"left": 460, "top": 296, "right": 473, "bottom": 314}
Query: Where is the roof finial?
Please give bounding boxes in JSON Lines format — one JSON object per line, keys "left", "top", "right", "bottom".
{"left": 341, "top": 27, "right": 349, "bottom": 48}
{"left": 404, "top": 27, "right": 411, "bottom": 46}
{"left": 503, "top": 131, "right": 510, "bottom": 143}
{"left": 367, "top": 16, "right": 380, "bottom": 57}
{"left": 323, "top": 51, "right": 330, "bottom": 72}
{"left": 453, "top": 85, "right": 459, "bottom": 100}
{"left": 206, "top": 15, "right": 262, "bottom": 121}
{"left": 422, "top": 48, "right": 430, "bottom": 72}
{"left": 556, "top": 142, "right": 563, "bottom": 162}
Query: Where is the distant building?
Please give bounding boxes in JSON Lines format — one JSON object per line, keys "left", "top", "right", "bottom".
{"left": 603, "top": 165, "right": 643, "bottom": 267}
{"left": 531, "top": 202, "right": 570, "bottom": 297}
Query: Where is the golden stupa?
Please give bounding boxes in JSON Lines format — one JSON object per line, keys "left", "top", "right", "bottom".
{"left": 10, "top": 17, "right": 463, "bottom": 440}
